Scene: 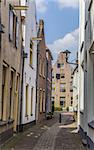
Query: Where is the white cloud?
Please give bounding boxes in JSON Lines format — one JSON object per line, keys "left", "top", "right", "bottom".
{"left": 35, "top": 0, "right": 48, "bottom": 13}
{"left": 47, "top": 28, "right": 79, "bottom": 62}
{"left": 57, "top": 0, "right": 79, "bottom": 9}
{"left": 35, "top": 0, "right": 79, "bottom": 13}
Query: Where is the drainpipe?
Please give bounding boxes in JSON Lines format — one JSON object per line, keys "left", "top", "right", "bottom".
{"left": 19, "top": 48, "right": 24, "bottom": 132}
{"left": 35, "top": 42, "right": 39, "bottom": 123}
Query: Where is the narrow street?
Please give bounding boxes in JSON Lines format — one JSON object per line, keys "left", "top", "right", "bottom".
{"left": 1, "top": 112, "right": 86, "bottom": 150}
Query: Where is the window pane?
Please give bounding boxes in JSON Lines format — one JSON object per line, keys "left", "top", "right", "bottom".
{"left": 9, "top": 6, "right": 13, "bottom": 41}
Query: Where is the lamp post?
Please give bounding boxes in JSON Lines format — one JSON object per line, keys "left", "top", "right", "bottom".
{"left": 63, "top": 50, "right": 78, "bottom": 66}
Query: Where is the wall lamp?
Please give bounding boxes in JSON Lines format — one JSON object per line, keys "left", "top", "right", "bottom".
{"left": 63, "top": 50, "right": 78, "bottom": 66}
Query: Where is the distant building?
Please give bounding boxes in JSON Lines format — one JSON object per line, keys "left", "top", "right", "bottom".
{"left": 0, "top": 0, "right": 22, "bottom": 144}
{"left": 46, "top": 47, "right": 53, "bottom": 114}
{"left": 20, "top": 0, "right": 37, "bottom": 130}
{"left": 52, "top": 51, "right": 73, "bottom": 111}
{"left": 36, "top": 20, "right": 47, "bottom": 122}
{"left": 79, "top": 0, "right": 94, "bottom": 149}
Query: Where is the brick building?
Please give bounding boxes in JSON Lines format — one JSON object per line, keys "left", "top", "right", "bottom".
{"left": 52, "top": 51, "right": 73, "bottom": 111}
{"left": 36, "top": 20, "right": 46, "bottom": 122}
{"left": 46, "top": 47, "right": 53, "bottom": 114}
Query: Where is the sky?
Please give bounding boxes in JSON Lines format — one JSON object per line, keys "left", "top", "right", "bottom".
{"left": 35, "top": 0, "right": 79, "bottom": 63}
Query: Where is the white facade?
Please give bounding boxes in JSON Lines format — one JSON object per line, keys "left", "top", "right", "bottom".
{"left": 21, "top": 0, "right": 37, "bottom": 125}
{"left": 73, "top": 67, "right": 78, "bottom": 111}
{"left": 79, "top": 0, "right": 94, "bottom": 148}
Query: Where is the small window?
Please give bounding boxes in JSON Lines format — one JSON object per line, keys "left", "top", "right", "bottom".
{"left": 60, "top": 83, "right": 66, "bottom": 92}
{"left": 61, "top": 63, "right": 64, "bottom": 69}
{"left": 71, "top": 101, "right": 73, "bottom": 106}
{"left": 31, "top": 87, "right": 33, "bottom": 115}
{"left": 56, "top": 74, "right": 60, "bottom": 79}
{"left": 9, "top": 5, "right": 19, "bottom": 48}
{"left": 39, "top": 90, "right": 43, "bottom": 113}
{"left": 9, "top": 5, "right": 13, "bottom": 41}
{"left": 70, "top": 89, "right": 73, "bottom": 92}
{"left": 71, "top": 76, "right": 73, "bottom": 79}
{"left": 60, "top": 97, "right": 66, "bottom": 107}
{"left": 57, "top": 63, "right": 60, "bottom": 68}
{"left": 61, "top": 74, "right": 65, "bottom": 78}
{"left": 15, "top": 17, "right": 19, "bottom": 48}
{"left": 1, "top": 66, "right": 7, "bottom": 120}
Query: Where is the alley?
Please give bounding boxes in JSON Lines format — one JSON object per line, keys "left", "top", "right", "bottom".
{"left": 1, "top": 112, "right": 86, "bottom": 150}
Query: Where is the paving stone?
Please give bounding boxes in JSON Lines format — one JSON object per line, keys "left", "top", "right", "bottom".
{"left": 1, "top": 112, "right": 86, "bottom": 150}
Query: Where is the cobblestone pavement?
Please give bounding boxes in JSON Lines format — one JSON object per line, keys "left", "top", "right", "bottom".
{"left": 1, "top": 112, "right": 86, "bottom": 150}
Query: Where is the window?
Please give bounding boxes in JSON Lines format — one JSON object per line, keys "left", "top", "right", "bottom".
{"left": 42, "top": 61, "right": 45, "bottom": 76}
{"left": 16, "top": 75, "right": 19, "bottom": 92}
{"left": 60, "top": 83, "right": 66, "bottom": 92}
{"left": 61, "top": 63, "right": 64, "bottom": 69}
{"left": 61, "top": 74, "right": 65, "bottom": 78}
{"left": 51, "top": 97, "right": 54, "bottom": 101}
{"left": 13, "top": 13, "right": 16, "bottom": 46}
{"left": 71, "top": 76, "right": 73, "bottom": 79}
{"left": 71, "top": 101, "right": 73, "bottom": 106}
{"left": 39, "top": 59, "right": 42, "bottom": 75}
{"left": 1, "top": 66, "right": 7, "bottom": 120}
{"left": 60, "top": 97, "right": 66, "bottom": 107}
{"left": 43, "top": 91, "right": 45, "bottom": 112}
{"left": 9, "top": 5, "right": 13, "bottom": 41}
{"left": 41, "top": 61, "right": 43, "bottom": 75}
{"left": 4, "top": 0, "right": 6, "bottom": 5}
{"left": 30, "top": 41, "right": 33, "bottom": 66}
{"left": 70, "top": 89, "right": 73, "bottom": 92}
{"left": 31, "top": 87, "right": 33, "bottom": 115}
{"left": 15, "top": 17, "right": 19, "bottom": 48}
{"left": 9, "top": 5, "right": 19, "bottom": 48}
{"left": 25, "top": 84, "right": 28, "bottom": 116}
{"left": 52, "top": 87, "right": 55, "bottom": 93}
{"left": 9, "top": 70, "right": 14, "bottom": 119}
{"left": 39, "top": 90, "right": 42, "bottom": 113}
{"left": 56, "top": 74, "right": 60, "bottom": 79}
{"left": 57, "top": 63, "right": 60, "bottom": 68}
{"left": 52, "top": 72, "right": 54, "bottom": 78}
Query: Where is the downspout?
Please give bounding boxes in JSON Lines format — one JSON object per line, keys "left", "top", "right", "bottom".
{"left": 19, "top": 47, "right": 25, "bottom": 132}
{"left": 35, "top": 42, "right": 39, "bottom": 123}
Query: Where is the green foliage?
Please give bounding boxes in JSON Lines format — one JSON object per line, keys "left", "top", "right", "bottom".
{"left": 54, "top": 107, "right": 62, "bottom": 111}
{"left": 46, "top": 112, "right": 53, "bottom": 120}
{"left": 66, "top": 107, "right": 69, "bottom": 112}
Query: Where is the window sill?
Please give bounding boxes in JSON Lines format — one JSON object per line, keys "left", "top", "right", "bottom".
{"left": 43, "top": 75, "right": 45, "bottom": 79}
{"left": 0, "top": 121, "right": 7, "bottom": 126}
{"left": 88, "top": 120, "right": 94, "bottom": 129}
{"left": 39, "top": 74, "right": 42, "bottom": 77}
{"left": 40, "top": 112, "right": 43, "bottom": 114}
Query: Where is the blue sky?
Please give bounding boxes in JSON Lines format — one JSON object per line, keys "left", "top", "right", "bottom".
{"left": 35, "top": 0, "right": 79, "bottom": 62}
